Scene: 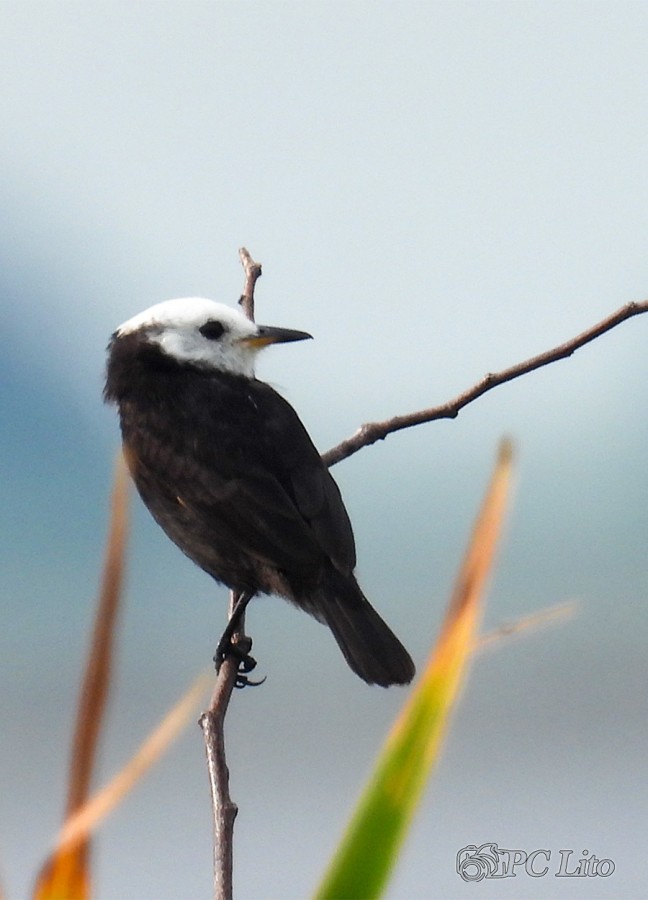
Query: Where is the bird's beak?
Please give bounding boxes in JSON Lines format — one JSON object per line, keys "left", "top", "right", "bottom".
{"left": 240, "top": 324, "right": 313, "bottom": 348}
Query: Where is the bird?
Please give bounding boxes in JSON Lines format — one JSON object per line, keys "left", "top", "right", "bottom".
{"left": 104, "top": 297, "right": 415, "bottom": 687}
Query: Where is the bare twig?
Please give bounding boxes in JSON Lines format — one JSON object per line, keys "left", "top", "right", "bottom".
{"left": 238, "top": 246, "right": 262, "bottom": 321}
{"left": 199, "top": 248, "right": 262, "bottom": 900}
{"left": 322, "top": 300, "right": 648, "bottom": 467}
{"left": 199, "top": 651, "right": 242, "bottom": 900}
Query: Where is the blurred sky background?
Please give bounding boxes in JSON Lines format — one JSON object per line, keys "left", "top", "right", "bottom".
{"left": 1, "top": 3, "right": 647, "bottom": 898}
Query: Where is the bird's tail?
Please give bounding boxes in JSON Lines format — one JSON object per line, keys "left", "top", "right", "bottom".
{"left": 311, "top": 571, "right": 415, "bottom": 687}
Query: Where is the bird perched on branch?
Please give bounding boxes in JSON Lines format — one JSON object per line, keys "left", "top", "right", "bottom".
{"left": 104, "top": 298, "right": 414, "bottom": 687}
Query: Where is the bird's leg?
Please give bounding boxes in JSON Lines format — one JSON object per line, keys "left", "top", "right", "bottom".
{"left": 220, "top": 589, "right": 254, "bottom": 650}
{"left": 214, "top": 591, "right": 264, "bottom": 687}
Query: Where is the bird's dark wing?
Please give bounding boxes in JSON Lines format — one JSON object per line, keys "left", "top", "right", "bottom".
{"left": 250, "top": 379, "right": 356, "bottom": 575}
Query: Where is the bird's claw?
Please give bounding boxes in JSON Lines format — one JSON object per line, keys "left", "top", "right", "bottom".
{"left": 214, "top": 634, "right": 265, "bottom": 688}
{"left": 235, "top": 671, "right": 266, "bottom": 689}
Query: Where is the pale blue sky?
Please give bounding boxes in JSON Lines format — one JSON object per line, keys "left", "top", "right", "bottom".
{"left": 1, "top": 3, "right": 647, "bottom": 898}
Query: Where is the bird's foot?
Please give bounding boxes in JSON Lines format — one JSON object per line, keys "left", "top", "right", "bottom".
{"left": 213, "top": 633, "right": 266, "bottom": 688}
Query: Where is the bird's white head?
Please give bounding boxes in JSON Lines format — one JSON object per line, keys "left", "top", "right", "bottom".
{"left": 116, "top": 297, "right": 312, "bottom": 378}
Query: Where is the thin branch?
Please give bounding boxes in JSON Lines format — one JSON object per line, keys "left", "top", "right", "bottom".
{"left": 322, "top": 300, "right": 648, "bottom": 467}
{"left": 238, "top": 246, "right": 262, "bottom": 321}
{"left": 199, "top": 649, "right": 242, "bottom": 900}
{"left": 199, "top": 248, "right": 262, "bottom": 900}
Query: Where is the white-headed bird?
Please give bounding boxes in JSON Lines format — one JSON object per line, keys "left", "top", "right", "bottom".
{"left": 105, "top": 298, "right": 414, "bottom": 686}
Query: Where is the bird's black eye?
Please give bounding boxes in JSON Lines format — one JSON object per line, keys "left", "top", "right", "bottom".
{"left": 199, "top": 320, "right": 226, "bottom": 340}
